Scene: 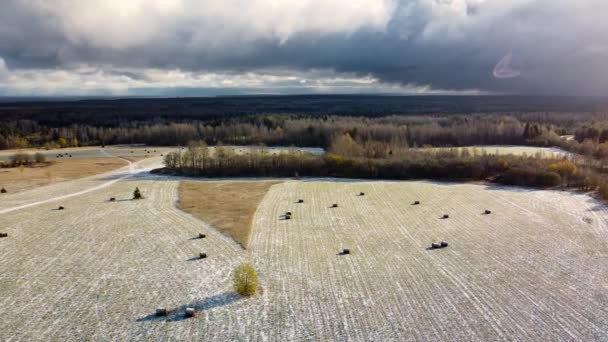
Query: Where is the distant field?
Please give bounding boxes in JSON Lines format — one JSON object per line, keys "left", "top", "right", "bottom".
{"left": 0, "top": 145, "right": 175, "bottom": 162}
{"left": 0, "top": 157, "right": 127, "bottom": 193}
{"left": 1, "top": 164, "right": 607, "bottom": 340}
{"left": 423, "top": 145, "right": 570, "bottom": 158}
{"left": 178, "top": 180, "right": 281, "bottom": 248}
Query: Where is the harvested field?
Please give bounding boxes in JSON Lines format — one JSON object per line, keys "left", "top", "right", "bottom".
{"left": 2, "top": 167, "right": 608, "bottom": 340}
{"left": 178, "top": 180, "right": 281, "bottom": 248}
{"left": 0, "top": 157, "right": 127, "bottom": 193}
{"left": 0, "top": 159, "right": 250, "bottom": 341}
{"left": 248, "top": 181, "right": 608, "bottom": 340}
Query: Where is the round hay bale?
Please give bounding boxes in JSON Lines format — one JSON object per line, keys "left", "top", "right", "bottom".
{"left": 440, "top": 241, "right": 449, "bottom": 248}
{"left": 155, "top": 308, "right": 168, "bottom": 317}
{"left": 359, "top": 192, "right": 365, "bottom": 196}
{"left": 285, "top": 215, "right": 291, "bottom": 220}
{"left": 185, "top": 308, "right": 196, "bottom": 318}
{"left": 198, "top": 233, "right": 206, "bottom": 239}
{"left": 431, "top": 242, "right": 441, "bottom": 249}
{"left": 342, "top": 248, "right": 350, "bottom": 255}
{"left": 485, "top": 210, "right": 492, "bottom": 215}
{"left": 413, "top": 201, "right": 420, "bottom": 205}
{"left": 332, "top": 204, "right": 338, "bottom": 208}
{"left": 58, "top": 206, "right": 65, "bottom": 210}
{"left": 199, "top": 253, "right": 207, "bottom": 259}
{"left": 0, "top": 233, "right": 8, "bottom": 238}
{"left": 109, "top": 197, "right": 116, "bottom": 202}
{"left": 298, "top": 199, "right": 304, "bottom": 203}
{"left": 442, "top": 214, "right": 449, "bottom": 219}
{"left": 1, "top": 187, "right": 7, "bottom": 194}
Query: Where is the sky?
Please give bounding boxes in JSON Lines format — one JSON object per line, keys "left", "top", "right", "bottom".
{"left": 0, "top": 0, "right": 607, "bottom": 97}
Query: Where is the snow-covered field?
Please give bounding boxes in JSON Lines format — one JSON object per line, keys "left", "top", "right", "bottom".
{"left": 1, "top": 161, "right": 608, "bottom": 340}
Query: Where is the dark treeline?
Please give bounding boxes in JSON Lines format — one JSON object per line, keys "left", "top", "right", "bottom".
{"left": 4, "top": 96, "right": 608, "bottom": 124}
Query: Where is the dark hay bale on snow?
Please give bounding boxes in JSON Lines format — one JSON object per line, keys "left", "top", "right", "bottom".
{"left": 285, "top": 215, "right": 291, "bottom": 220}
{"left": 185, "top": 308, "right": 196, "bottom": 318}
{"left": 440, "top": 241, "right": 449, "bottom": 248}
{"left": 332, "top": 204, "right": 338, "bottom": 208}
{"left": 359, "top": 192, "right": 365, "bottom": 196}
{"left": 431, "top": 242, "right": 441, "bottom": 249}
{"left": 298, "top": 199, "right": 304, "bottom": 203}
{"left": 1, "top": 187, "right": 7, "bottom": 193}
{"left": 0, "top": 233, "right": 7, "bottom": 238}
{"left": 484, "top": 210, "right": 492, "bottom": 215}
{"left": 58, "top": 206, "right": 65, "bottom": 210}
{"left": 413, "top": 201, "right": 420, "bottom": 205}
{"left": 442, "top": 214, "right": 449, "bottom": 219}
{"left": 199, "top": 253, "right": 207, "bottom": 259}
{"left": 286, "top": 211, "right": 292, "bottom": 216}
{"left": 342, "top": 249, "right": 350, "bottom": 255}
{"left": 155, "top": 308, "right": 168, "bottom": 317}
{"left": 109, "top": 197, "right": 116, "bottom": 202}
{"left": 198, "top": 233, "right": 206, "bottom": 239}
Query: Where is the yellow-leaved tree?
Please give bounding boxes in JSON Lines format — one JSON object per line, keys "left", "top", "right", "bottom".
{"left": 233, "top": 263, "right": 258, "bottom": 296}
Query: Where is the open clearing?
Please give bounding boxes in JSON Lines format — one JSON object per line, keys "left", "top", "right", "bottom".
{"left": 178, "top": 180, "right": 281, "bottom": 248}
{"left": 1, "top": 164, "right": 608, "bottom": 340}
{"left": 0, "top": 157, "right": 127, "bottom": 193}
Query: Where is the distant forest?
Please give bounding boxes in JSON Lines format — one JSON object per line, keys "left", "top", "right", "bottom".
{"left": 2, "top": 96, "right": 608, "bottom": 124}
{"left": 7, "top": 95, "right": 608, "bottom": 200}
{"left": 2, "top": 96, "right": 608, "bottom": 159}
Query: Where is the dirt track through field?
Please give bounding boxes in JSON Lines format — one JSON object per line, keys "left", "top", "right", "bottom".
{"left": 1, "top": 171, "right": 608, "bottom": 341}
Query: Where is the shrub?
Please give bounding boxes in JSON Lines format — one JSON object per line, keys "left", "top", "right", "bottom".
{"left": 133, "top": 187, "right": 143, "bottom": 199}
{"left": 599, "top": 183, "right": 608, "bottom": 200}
{"left": 10, "top": 153, "right": 31, "bottom": 167}
{"left": 537, "top": 171, "right": 562, "bottom": 187}
{"left": 548, "top": 160, "right": 577, "bottom": 178}
{"left": 34, "top": 152, "right": 46, "bottom": 163}
{"left": 233, "top": 263, "right": 258, "bottom": 296}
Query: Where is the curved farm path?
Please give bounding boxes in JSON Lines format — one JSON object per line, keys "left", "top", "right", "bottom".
{"left": 0, "top": 154, "right": 166, "bottom": 215}
{"left": 2, "top": 173, "right": 608, "bottom": 341}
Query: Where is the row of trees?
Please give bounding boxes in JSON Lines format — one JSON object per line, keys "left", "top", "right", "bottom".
{"left": 0, "top": 114, "right": 572, "bottom": 150}
{"left": 159, "top": 141, "right": 587, "bottom": 190}
{"left": 1, "top": 152, "right": 46, "bottom": 168}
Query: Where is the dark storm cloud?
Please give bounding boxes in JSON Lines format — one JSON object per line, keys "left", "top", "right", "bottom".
{"left": 1, "top": 0, "right": 607, "bottom": 95}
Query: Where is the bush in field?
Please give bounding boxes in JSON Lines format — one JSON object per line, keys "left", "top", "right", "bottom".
{"left": 537, "top": 171, "right": 562, "bottom": 187}
{"left": 233, "top": 263, "right": 258, "bottom": 296}
{"left": 600, "top": 183, "right": 608, "bottom": 200}
{"left": 10, "top": 153, "right": 31, "bottom": 167}
{"left": 34, "top": 152, "right": 46, "bottom": 163}
{"left": 133, "top": 187, "right": 143, "bottom": 200}
{"left": 548, "top": 160, "right": 577, "bottom": 179}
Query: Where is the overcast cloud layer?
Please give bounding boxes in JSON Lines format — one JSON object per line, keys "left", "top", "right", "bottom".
{"left": 0, "top": 0, "right": 607, "bottom": 96}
